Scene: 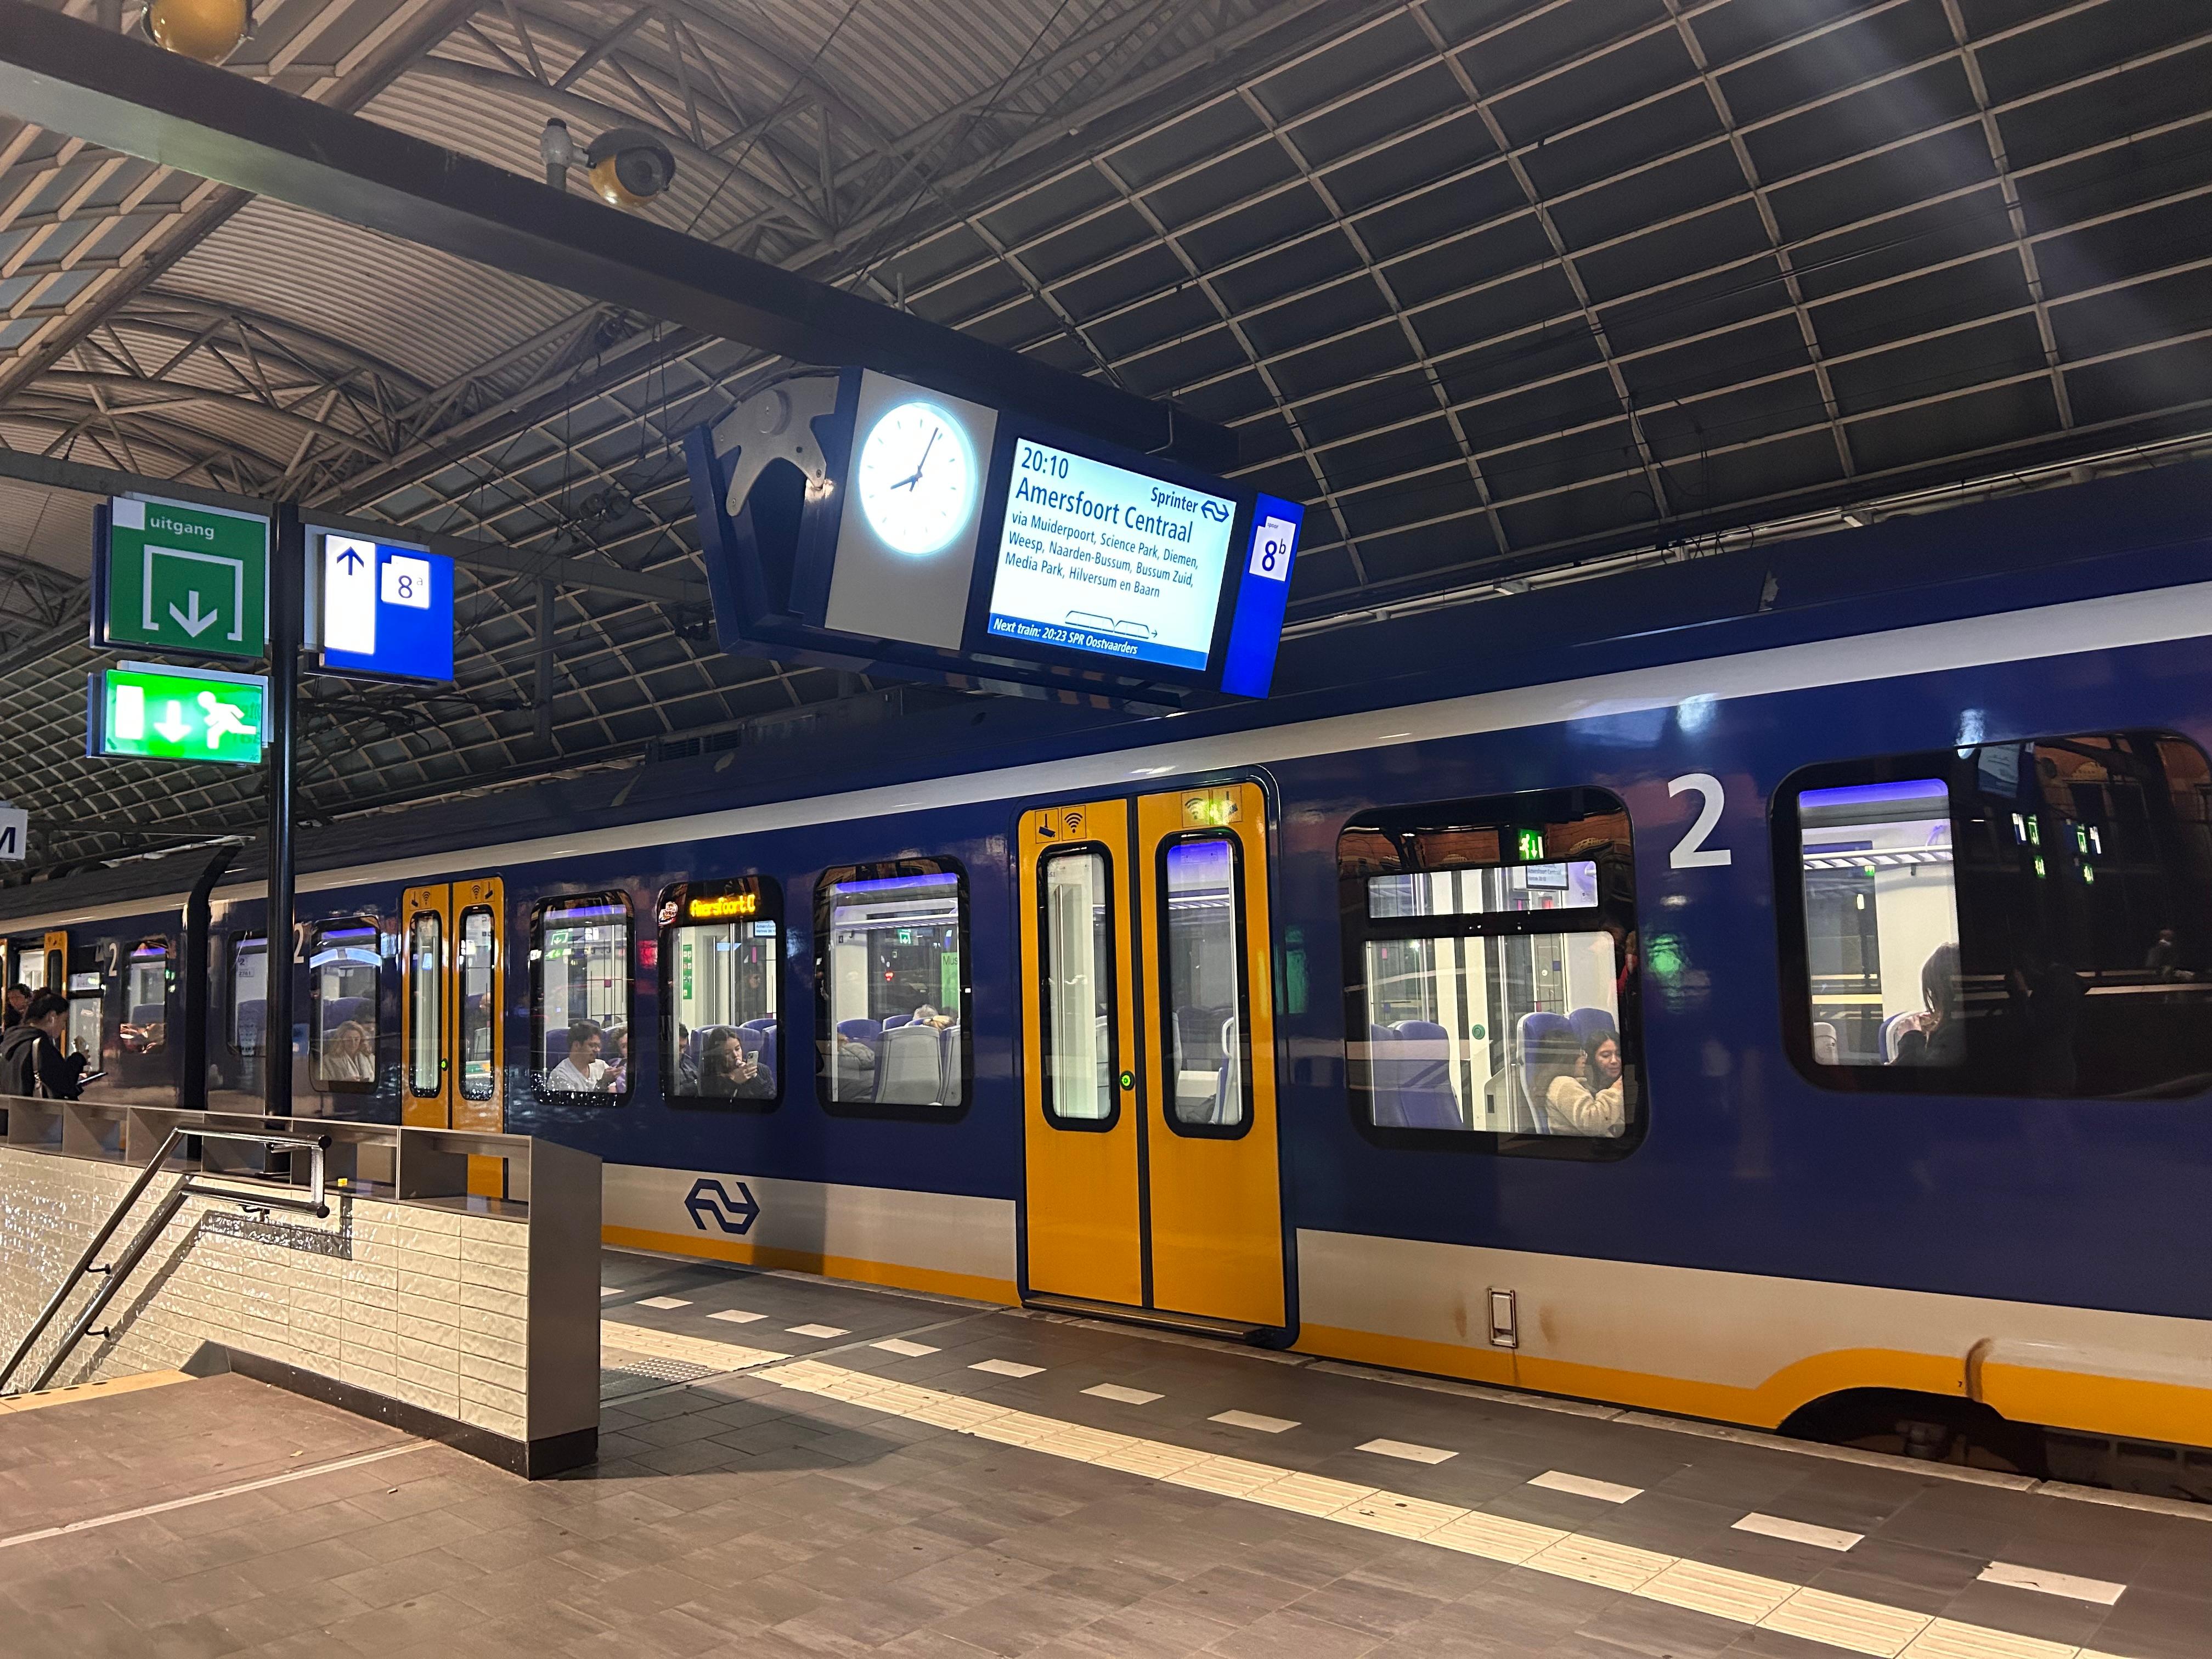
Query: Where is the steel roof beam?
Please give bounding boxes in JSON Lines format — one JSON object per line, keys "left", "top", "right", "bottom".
{"left": 0, "top": 0, "right": 1228, "bottom": 466}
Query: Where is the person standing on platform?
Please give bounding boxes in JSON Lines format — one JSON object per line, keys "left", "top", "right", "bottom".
{"left": 0, "top": 990, "right": 88, "bottom": 1099}
{"left": 4, "top": 983, "right": 30, "bottom": 1030}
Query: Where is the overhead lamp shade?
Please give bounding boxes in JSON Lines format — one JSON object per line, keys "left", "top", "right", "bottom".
{"left": 584, "top": 129, "right": 676, "bottom": 210}
{"left": 145, "top": 0, "right": 249, "bottom": 61}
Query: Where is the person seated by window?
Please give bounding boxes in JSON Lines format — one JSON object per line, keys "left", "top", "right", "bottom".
{"left": 322, "top": 1020, "right": 376, "bottom": 1083}
{"left": 2145, "top": 927, "right": 2194, "bottom": 983}
{"left": 1536, "top": 1029, "right": 1625, "bottom": 1137}
{"left": 547, "top": 1019, "right": 605, "bottom": 1092}
{"left": 1892, "top": 942, "right": 1964, "bottom": 1066}
{"left": 699, "top": 1029, "right": 772, "bottom": 1100}
{"left": 1585, "top": 1033, "right": 1626, "bottom": 1125}
{"left": 835, "top": 1026, "right": 878, "bottom": 1096}
{"left": 600, "top": 1023, "right": 630, "bottom": 1093}
{"left": 910, "top": 1001, "right": 954, "bottom": 1029}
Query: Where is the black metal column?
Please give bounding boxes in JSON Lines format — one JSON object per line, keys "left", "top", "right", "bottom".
{"left": 265, "top": 505, "right": 302, "bottom": 1118}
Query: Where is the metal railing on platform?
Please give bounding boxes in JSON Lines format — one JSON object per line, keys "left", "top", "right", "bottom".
{"left": 0, "top": 1127, "right": 329, "bottom": 1397}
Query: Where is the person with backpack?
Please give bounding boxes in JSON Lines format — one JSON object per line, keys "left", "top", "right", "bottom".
{"left": 0, "top": 990, "right": 88, "bottom": 1099}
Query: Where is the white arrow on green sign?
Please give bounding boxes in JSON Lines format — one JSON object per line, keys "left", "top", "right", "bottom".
{"left": 98, "top": 495, "right": 268, "bottom": 660}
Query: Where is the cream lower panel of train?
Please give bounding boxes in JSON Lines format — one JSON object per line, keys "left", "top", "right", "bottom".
{"left": 602, "top": 1163, "right": 1020, "bottom": 1306}
{"left": 1296, "top": 1229, "right": 2212, "bottom": 1450}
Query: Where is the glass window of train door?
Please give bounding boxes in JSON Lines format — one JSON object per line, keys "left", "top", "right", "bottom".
{"left": 531, "top": 893, "right": 632, "bottom": 1101}
{"left": 1040, "top": 846, "right": 1117, "bottom": 1128}
{"left": 124, "top": 941, "right": 168, "bottom": 1054}
{"left": 66, "top": 982, "right": 102, "bottom": 1067}
{"left": 814, "top": 861, "right": 969, "bottom": 1115}
{"left": 660, "top": 878, "right": 781, "bottom": 1109}
{"left": 1159, "top": 834, "right": 1251, "bottom": 1137}
{"left": 15, "top": 941, "right": 43, "bottom": 995}
{"left": 407, "top": 909, "right": 443, "bottom": 1098}
{"left": 312, "top": 921, "right": 381, "bottom": 1093}
{"left": 458, "top": 906, "right": 498, "bottom": 1103}
{"left": 230, "top": 935, "right": 267, "bottom": 1054}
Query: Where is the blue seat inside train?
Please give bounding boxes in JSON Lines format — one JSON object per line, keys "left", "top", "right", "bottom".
{"left": 1370, "top": 1019, "right": 1460, "bottom": 1129}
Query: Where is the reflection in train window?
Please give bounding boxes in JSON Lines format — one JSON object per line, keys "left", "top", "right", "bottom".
{"left": 1339, "top": 790, "right": 1641, "bottom": 1153}
{"left": 1796, "top": 780, "right": 1958, "bottom": 1067}
{"left": 458, "top": 907, "right": 496, "bottom": 1102}
{"left": 1162, "top": 837, "right": 1248, "bottom": 1132}
{"left": 407, "top": 911, "right": 442, "bottom": 1097}
{"left": 312, "top": 922, "right": 381, "bottom": 1091}
{"left": 230, "top": 935, "right": 266, "bottom": 1054}
{"left": 67, "top": 990, "right": 101, "bottom": 1067}
{"left": 815, "top": 862, "right": 967, "bottom": 1110}
{"left": 1778, "top": 731, "right": 2212, "bottom": 1096}
{"left": 661, "top": 878, "right": 780, "bottom": 1107}
{"left": 532, "top": 894, "right": 631, "bottom": 1100}
{"left": 124, "top": 941, "right": 167, "bottom": 1054}
{"left": 16, "top": 944, "right": 44, "bottom": 995}
{"left": 1040, "top": 848, "right": 1115, "bottom": 1125}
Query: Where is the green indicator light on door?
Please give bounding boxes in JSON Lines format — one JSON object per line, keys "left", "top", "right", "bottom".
{"left": 89, "top": 661, "right": 268, "bottom": 766}
{"left": 1118, "top": 1070, "right": 1134, "bottom": 1091}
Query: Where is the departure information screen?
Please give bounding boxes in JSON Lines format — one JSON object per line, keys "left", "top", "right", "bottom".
{"left": 984, "top": 438, "right": 1237, "bottom": 673}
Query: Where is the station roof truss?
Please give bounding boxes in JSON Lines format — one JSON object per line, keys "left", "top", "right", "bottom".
{"left": 1, "top": 0, "right": 2209, "bottom": 870}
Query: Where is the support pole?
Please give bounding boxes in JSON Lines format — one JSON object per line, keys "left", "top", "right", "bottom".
{"left": 266, "top": 505, "right": 302, "bottom": 1119}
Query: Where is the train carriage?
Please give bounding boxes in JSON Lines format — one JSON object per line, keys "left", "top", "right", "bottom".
{"left": 8, "top": 463, "right": 2211, "bottom": 1496}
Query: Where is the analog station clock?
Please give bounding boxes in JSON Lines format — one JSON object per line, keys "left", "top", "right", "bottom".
{"left": 854, "top": 399, "right": 975, "bottom": 556}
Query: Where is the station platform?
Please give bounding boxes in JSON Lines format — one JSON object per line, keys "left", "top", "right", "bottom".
{"left": 0, "top": 1251, "right": 2204, "bottom": 1659}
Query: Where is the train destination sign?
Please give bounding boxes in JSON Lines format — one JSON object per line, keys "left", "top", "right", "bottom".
{"left": 88, "top": 661, "right": 268, "bottom": 766}
{"left": 984, "top": 438, "right": 1236, "bottom": 673}
{"left": 96, "top": 496, "right": 269, "bottom": 661}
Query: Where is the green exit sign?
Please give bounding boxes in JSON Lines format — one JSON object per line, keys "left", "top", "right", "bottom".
{"left": 89, "top": 662, "right": 268, "bottom": 766}
{"left": 98, "top": 495, "right": 269, "bottom": 661}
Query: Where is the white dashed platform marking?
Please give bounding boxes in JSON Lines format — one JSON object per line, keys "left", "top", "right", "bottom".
{"left": 637, "top": 1296, "right": 691, "bottom": 1310}
{"left": 754, "top": 1358, "right": 2145, "bottom": 1659}
{"left": 872, "top": 1338, "right": 940, "bottom": 1357}
{"left": 1359, "top": 1438, "right": 1457, "bottom": 1465}
{"left": 1083, "top": 1384, "right": 1163, "bottom": 1406}
{"left": 1979, "top": 1561, "right": 2128, "bottom": 1606}
{"left": 599, "top": 1286, "right": 620, "bottom": 1297}
{"left": 1530, "top": 1470, "right": 1643, "bottom": 1503}
{"left": 707, "top": 1308, "right": 765, "bottom": 1324}
{"left": 786, "top": 1324, "right": 849, "bottom": 1339}
{"left": 1735, "top": 1513, "right": 1864, "bottom": 1552}
{"left": 1211, "top": 1410, "right": 1299, "bottom": 1434}
{"left": 970, "top": 1359, "right": 1044, "bottom": 1378}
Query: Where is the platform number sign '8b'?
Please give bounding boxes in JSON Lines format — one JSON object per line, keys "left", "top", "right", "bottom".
{"left": 1247, "top": 515, "right": 1297, "bottom": 583}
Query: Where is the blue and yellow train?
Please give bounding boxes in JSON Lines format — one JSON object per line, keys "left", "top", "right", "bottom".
{"left": 10, "top": 461, "right": 2211, "bottom": 1492}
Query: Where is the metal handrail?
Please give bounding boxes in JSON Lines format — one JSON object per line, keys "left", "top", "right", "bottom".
{"left": 0, "top": 1128, "right": 329, "bottom": 1397}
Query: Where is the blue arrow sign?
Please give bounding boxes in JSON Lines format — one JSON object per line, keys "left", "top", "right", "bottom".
{"left": 684, "top": 1177, "right": 760, "bottom": 1235}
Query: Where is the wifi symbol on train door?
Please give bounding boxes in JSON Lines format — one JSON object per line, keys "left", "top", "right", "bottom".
{"left": 1063, "top": 811, "right": 1084, "bottom": 837}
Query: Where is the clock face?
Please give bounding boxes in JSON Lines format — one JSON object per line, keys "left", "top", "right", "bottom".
{"left": 855, "top": 400, "right": 975, "bottom": 556}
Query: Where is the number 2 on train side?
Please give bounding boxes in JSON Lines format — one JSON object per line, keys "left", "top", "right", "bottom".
{"left": 1666, "top": 772, "right": 1732, "bottom": 869}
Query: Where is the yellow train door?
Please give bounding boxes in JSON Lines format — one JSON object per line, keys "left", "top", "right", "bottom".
{"left": 401, "top": 879, "right": 506, "bottom": 1190}
{"left": 1017, "top": 781, "right": 1287, "bottom": 1334}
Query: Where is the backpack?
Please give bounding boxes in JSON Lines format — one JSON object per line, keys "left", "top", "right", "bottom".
{"left": 0, "top": 1025, "right": 44, "bottom": 1098}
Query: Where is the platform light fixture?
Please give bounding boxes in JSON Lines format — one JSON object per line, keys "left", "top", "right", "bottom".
{"left": 143, "top": 0, "right": 247, "bottom": 63}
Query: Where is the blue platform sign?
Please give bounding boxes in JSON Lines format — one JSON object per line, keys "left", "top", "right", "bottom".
{"left": 313, "top": 531, "right": 454, "bottom": 682}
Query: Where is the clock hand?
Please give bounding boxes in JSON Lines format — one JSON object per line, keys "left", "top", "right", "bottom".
{"left": 893, "top": 427, "right": 940, "bottom": 490}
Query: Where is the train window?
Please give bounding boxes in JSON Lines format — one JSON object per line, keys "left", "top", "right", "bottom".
{"left": 1161, "top": 837, "right": 1249, "bottom": 1133}
{"left": 458, "top": 907, "right": 496, "bottom": 1102}
{"left": 1040, "top": 848, "right": 1115, "bottom": 1125}
{"left": 124, "top": 942, "right": 167, "bottom": 1054}
{"left": 815, "top": 861, "right": 968, "bottom": 1112}
{"left": 532, "top": 893, "right": 631, "bottom": 1101}
{"left": 1338, "top": 789, "right": 1642, "bottom": 1155}
{"left": 311, "top": 922, "right": 381, "bottom": 1092}
{"left": 17, "top": 944, "right": 44, "bottom": 994}
{"left": 230, "top": 935, "right": 267, "bottom": 1054}
{"left": 1776, "top": 730, "right": 2212, "bottom": 1097}
{"left": 407, "top": 911, "right": 442, "bottom": 1097}
{"left": 659, "top": 878, "right": 780, "bottom": 1108}
{"left": 66, "top": 988, "right": 102, "bottom": 1068}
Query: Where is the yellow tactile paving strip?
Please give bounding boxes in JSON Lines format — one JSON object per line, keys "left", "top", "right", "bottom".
{"left": 758, "top": 1357, "right": 2148, "bottom": 1659}
{"left": 0, "top": 1369, "right": 194, "bottom": 1415}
